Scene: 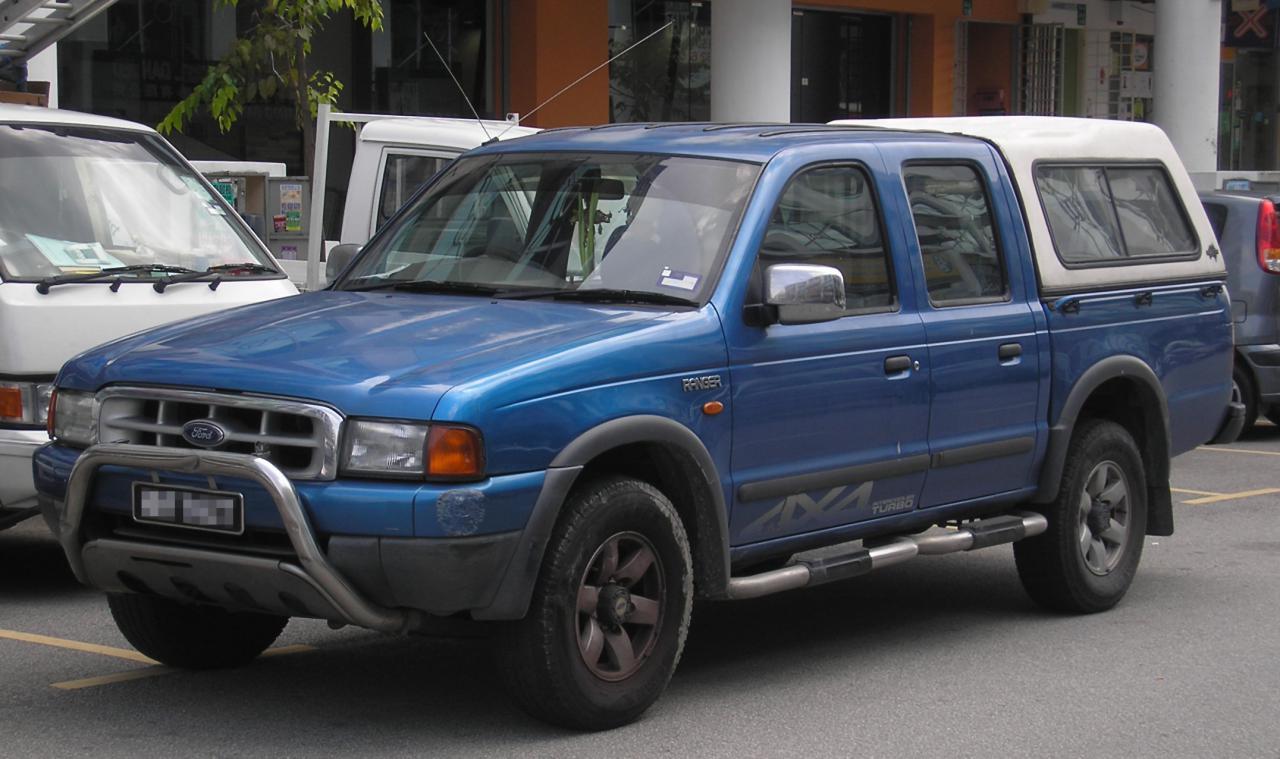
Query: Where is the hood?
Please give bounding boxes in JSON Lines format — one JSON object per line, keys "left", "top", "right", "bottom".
{"left": 58, "top": 290, "right": 669, "bottom": 419}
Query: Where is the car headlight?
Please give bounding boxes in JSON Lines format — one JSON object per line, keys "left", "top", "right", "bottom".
{"left": 341, "top": 419, "right": 484, "bottom": 480}
{"left": 0, "top": 380, "right": 55, "bottom": 427}
{"left": 49, "top": 389, "right": 97, "bottom": 447}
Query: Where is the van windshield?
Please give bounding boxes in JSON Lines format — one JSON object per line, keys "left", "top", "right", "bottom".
{"left": 338, "top": 152, "right": 761, "bottom": 303}
{"left": 0, "top": 125, "right": 273, "bottom": 282}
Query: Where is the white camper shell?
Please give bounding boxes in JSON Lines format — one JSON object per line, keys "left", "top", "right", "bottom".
{"left": 832, "top": 116, "right": 1223, "bottom": 294}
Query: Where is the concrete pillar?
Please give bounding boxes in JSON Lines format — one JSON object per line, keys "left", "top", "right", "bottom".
{"left": 1153, "top": 0, "right": 1222, "bottom": 172}
{"left": 711, "top": 0, "right": 790, "bottom": 122}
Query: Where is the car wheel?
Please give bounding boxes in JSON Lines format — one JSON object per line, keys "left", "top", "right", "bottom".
{"left": 497, "top": 476, "right": 693, "bottom": 730}
{"left": 1014, "top": 419, "right": 1147, "bottom": 614}
{"left": 1233, "top": 364, "right": 1259, "bottom": 430}
{"left": 107, "top": 593, "right": 288, "bottom": 669}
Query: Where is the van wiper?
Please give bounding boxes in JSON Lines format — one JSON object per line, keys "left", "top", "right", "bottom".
{"left": 548, "top": 288, "right": 698, "bottom": 307}
{"left": 206, "top": 262, "right": 279, "bottom": 274}
{"left": 35, "top": 264, "right": 199, "bottom": 294}
{"left": 346, "top": 279, "right": 502, "bottom": 296}
{"left": 151, "top": 261, "right": 281, "bottom": 292}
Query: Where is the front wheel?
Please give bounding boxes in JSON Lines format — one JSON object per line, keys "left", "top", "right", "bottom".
{"left": 1014, "top": 419, "right": 1147, "bottom": 614}
{"left": 497, "top": 476, "right": 693, "bottom": 730}
{"left": 107, "top": 593, "right": 288, "bottom": 669}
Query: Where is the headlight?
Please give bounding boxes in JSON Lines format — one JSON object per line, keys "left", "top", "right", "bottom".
{"left": 0, "top": 380, "right": 55, "bottom": 427}
{"left": 342, "top": 419, "right": 431, "bottom": 478}
{"left": 341, "top": 419, "right": 484, "bottom": 480}
{"left": 49, "top": 389, "right": 97, "bottom": 447}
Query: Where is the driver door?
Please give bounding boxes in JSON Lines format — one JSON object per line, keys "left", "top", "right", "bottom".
{"left": 727, "top": 158, "right": 931, "bottom": 545}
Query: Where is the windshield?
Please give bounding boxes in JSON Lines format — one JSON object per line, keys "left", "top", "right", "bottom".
{"left": 338, "top": 152, "right": 761, "bottom": 302}
{"left": 0, "top": 125, "right": 273, "bottom": 281}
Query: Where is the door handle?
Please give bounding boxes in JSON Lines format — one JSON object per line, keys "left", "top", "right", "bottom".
{"left": 998, "top": 343, "right": 1022, "bottom": 361}
{"left": 884, "top": 355, "right": 913, "bottom": 374}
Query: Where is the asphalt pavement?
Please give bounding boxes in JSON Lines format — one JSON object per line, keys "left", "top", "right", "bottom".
{"left": 3, "top": 427, "right": 1279, "bottom": 758}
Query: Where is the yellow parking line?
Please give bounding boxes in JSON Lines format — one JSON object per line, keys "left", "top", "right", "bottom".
{"left": 52, "top": 668, "right": 172, "bottom": 691}
{"left": 49, "top": 643, "right": 315, "bottom": 691}
{"left": 1197, "top": 446, "right": 1280, "bottom": 457}
{"left": 0, "top": 629, "right": 157, "bottom": 664}
{"left": 1183, "top": 488, "right": 1280, "bottom": 505}
{"left": 1170, "top": 487, "right": 1222, "bottom": 497}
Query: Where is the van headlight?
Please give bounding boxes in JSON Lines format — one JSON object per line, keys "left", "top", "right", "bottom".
{"left": 341, "top": 419, "right": 484, "bottom": 480}
{"left": 49, "top": 389, "right": 97, "bottom": 447}
{"left": 0, "top": 380, "right": 55, "bottom": 427}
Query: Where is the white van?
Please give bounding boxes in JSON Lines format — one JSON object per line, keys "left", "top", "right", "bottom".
{"left": 0, "top": 104, "right": 297, "bottom": 528}
{"left": 338, "top": 117, "right": 539, "bottom": 246}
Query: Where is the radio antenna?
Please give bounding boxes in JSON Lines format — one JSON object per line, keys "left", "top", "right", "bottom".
{"left": 423, "top": 31, "right": 492, "bottom": 141}
{"left": 494, "top": 19, "right": 675, "bottom": 140}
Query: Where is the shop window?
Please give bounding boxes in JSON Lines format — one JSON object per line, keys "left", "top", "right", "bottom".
{"left": 608, "top": 0, "right": 710, "bottom": 122}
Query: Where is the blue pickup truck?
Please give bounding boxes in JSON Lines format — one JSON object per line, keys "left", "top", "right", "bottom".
{"left": 35, "top": 118, "right": 1241, "bottom": 729}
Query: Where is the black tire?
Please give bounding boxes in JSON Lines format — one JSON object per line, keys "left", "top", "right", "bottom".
{"left": 1233, "top": 364, "right": 1259, "bottom": 430}
{"left": 1014, "top": 419, "right": 1147, "bottom": 614}
{"left": 107, "top": 593, "right": 288, "bottom": 669}
{"left": 497, "top": 476, "right": 693, "bottom": 731}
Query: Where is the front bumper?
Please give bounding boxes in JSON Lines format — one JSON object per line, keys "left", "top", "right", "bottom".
{"left": 39, "top": 442, "right": 576, "bottom": 628}
{"left": 0, "top": 428, "right": 48, "bottom": 511}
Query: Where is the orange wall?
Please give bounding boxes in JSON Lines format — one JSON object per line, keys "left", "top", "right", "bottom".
{"left": 508, "top": 0, "right": 1022, "bottom": 125}
{"left": 507, "top": 0, "right": 610, "bottom": 127}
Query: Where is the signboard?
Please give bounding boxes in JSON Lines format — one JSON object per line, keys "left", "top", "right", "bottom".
{"left": 1226, "top": 7, "right": 1277, "bottom": 47}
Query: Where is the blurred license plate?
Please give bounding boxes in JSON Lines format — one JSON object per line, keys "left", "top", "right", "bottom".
{"left": 132, "top": 484, "right": 244, "bottom": 534}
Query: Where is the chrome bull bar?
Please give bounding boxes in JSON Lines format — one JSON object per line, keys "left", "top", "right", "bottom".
{"left": 61, "top": 443, "right": 415, "bottom": 633}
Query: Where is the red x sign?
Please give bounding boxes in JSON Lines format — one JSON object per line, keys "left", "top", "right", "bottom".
{"left": 1237, "top": 8, "right": 1269, "bottom": 38}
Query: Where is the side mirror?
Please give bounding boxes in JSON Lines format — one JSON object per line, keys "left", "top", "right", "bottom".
{"left": 764, "top": 264, "right": 846, "bottom": 325}
{"left": 326, "top": 243, "right": 361, "bottom": 283}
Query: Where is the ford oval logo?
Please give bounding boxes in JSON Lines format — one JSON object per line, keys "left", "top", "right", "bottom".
{"left": 182, "top": 419, "right": 227, "bottom": 449}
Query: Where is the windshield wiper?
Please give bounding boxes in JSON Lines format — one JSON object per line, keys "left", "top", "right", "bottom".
{"left": 345, "top": 279, "right": 503, "bottom": 296}
{"left": 36, "top": 264, "right": 199, "bottom": 294}
{"left": 205, "top": 262, "right": 278, "bottom": 274}
{"left": 544, "top": 288, "right": 699, "bottom": 307}
{"left": 151, "top": 261, "right": 281, "bottom": 292}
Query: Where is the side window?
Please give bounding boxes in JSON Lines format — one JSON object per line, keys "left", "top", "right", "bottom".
{"left": 1035, "top": 164, "right": 1198, "bottom": 266}
{"left": 760, "top": 165, "right": 893, "bottom": 313}
{"left": 903, "top": 163, "right": 1007, "bottom": 305}
{"left": 377, "top": 153, "right": 448, "bottom": 229}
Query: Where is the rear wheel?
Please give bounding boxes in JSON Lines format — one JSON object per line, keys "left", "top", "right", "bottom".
{"left": 1014, "top": 419, "right": 1147, "bottom": 614}
{"left": 107, "top": 593, "right": 287, "bottom": 669}
{"left": 497, "top": 476, "right": 692, "bottom": 730}
{"left": 1233, "top": 364, "right": 1259, "bottom": 430}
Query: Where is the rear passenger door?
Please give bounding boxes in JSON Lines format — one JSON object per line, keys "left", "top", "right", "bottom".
{"left": 883, "top": 148, "right": 1042, "bottom": 508}
{"left": 727, "top": 156, "right": 931, "bottom": 544}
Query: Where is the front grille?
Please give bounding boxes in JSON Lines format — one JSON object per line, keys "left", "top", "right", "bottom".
{"left": 97, "top": 387, "right": 343, "bottom": 480}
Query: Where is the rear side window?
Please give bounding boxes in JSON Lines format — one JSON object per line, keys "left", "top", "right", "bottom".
{"left": 903, "top": 163, "right": 1007, "bottom": 305}
{"left": 1035, "top": 164, "right": 1198, "bottom": 266}
{"left": 760, "top": 164, "right": 894, "bottom": 313}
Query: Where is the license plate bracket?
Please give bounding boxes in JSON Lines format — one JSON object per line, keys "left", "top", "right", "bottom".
{"left": 132, "top": 482, "right": 245, "bottom": 535}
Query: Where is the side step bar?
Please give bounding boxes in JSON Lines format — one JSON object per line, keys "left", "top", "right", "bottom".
{"left": 725, "top": 511, "right": 1048, "bottom": 601}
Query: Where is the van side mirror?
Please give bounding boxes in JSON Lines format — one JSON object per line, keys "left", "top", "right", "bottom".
{"left": 326, "top": 243, "right": 361, "bottom": 283}
{"left": 764, "top": 264, "right": 846, "bottom": 325}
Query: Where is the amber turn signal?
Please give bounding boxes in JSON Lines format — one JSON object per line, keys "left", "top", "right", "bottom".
{"left": 0, "top": 386, "right": 23, "bottom": 422}
{"left": 702, "top": 401, "right": 724, "bottom": 416}
{"left": 427, "top": 425, "right": 485, "bottom": 478}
